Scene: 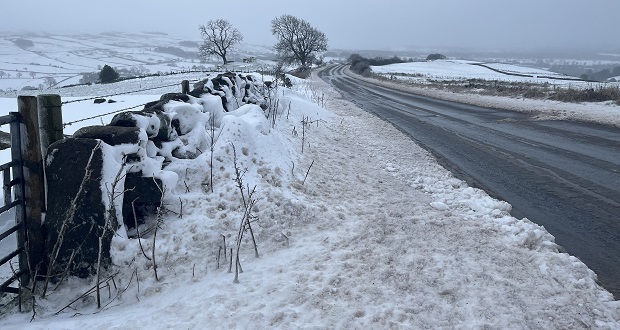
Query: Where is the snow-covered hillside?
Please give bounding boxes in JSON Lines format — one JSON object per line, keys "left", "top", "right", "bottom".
{"left": 0, "top": 67, "right": 618, "bottom": 328}
{"left": 0, "top": 32, "right": 275, "bottom": 92}
{"left": 371, "top": 60, "right": 588, "bottom": 85}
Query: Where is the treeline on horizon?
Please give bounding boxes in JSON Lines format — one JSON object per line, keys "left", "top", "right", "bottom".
{"left": 348, "top": 54, "right": 412, "bottom": 76}
{"left": 578, "top": 65, "right": 620, "bottom": 81}
{"left": 348, "top": 53, "right": 446, "bottom": 76}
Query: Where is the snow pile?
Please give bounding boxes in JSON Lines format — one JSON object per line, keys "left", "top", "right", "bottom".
{"left": 0, "top": 71, "right": 618, "bottom": 329}
{"left": 414, "top": 174, "right": 557, "bottom": 251}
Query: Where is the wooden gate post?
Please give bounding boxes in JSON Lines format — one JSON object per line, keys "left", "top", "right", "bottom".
{"left": 37, "top": 94, "right": 63, "bottom": 158}
{"left": 182, "top": 80, "right": 190, "bottom": 94}
{"left": 3, "top": 170, "right": 10, "bottom": 207}
{"left": 17, "top": 96, "right": 46, "bottom": 281}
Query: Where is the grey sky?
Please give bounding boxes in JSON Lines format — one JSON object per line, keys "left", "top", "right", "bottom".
{"left": 3, "top": 0, "right": 619, "bottom": 51}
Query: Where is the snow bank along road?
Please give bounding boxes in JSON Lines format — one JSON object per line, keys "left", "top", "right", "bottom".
{"left": 320, "top": 64, "right": 620, "bottom": 299}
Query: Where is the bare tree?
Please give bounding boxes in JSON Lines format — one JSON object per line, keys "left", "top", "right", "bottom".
{"left": 198, "top": 19, "right": 243, "bottom": 64}
{"left": 44, "top": 77, "right": 57, "bottom": 88}
{"left": 0, "top": 71, "right": 5, "bottom": 79}
{"left": 271, "top": 15, "right": 328, "bottom": 68}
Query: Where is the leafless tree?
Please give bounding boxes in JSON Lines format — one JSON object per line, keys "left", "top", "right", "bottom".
{"left": 271, "top": 15, "right": 328, "bottom": 68}
{"left": 44, "top": 77, "right": 57, "bottom": 88}
{"left": 198, "top": 19, "right": 243, "bottom": 64}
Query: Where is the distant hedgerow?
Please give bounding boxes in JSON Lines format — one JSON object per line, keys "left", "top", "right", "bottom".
{"left": 348, "top": 54, "right": 408, "bottom": 76}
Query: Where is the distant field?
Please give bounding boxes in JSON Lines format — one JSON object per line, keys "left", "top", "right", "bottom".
{"left": 371, "top": 60, "right": 589, "bottom": 86}
{"left": 0, "top": 32, "right": 276, "bottom": 93}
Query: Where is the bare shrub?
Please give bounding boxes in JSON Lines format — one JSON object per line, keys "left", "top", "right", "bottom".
{"left": 550, "top": 85, "right": 620, "bottom": 103}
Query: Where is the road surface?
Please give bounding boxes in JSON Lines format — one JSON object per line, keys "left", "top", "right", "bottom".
{"left": 320, "top": 64, "right": 620, "bottom": 298}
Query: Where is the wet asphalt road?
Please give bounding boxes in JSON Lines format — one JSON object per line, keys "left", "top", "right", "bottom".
{"left": 320, "top": 65, "right": 620, "bottom": 298}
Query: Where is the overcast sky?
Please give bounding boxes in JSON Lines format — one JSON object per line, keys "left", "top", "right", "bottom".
{"left": 2, "top": 0, "right": 619, "bottom": 51}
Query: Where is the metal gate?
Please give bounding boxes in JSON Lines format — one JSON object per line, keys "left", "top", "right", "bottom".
{"left": 0, "top": 112, "right": 27, "bottom": 296}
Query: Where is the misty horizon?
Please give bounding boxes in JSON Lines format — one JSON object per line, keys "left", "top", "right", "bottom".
{"left": 2, "top": 0, "right": 619, "bottom": 53}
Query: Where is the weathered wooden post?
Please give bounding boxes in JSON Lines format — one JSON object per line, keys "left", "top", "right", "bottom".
{"left": 182, "top": 80, "right": 190, "bottom": 94}
{"left": 17, "top": 96, "right": 46, "bottom": 282}
{"left": 3, "top": 170, "right": 10, "bottom": 207}
{"left": 37, "top": 94, "right": 63, "bottom": 158}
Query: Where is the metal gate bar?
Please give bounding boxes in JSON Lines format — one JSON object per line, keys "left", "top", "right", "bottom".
{"left": 0, "top": 112, "right": 27, "bottom": 296}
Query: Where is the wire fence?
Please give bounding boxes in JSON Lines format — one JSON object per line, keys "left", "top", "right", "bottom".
{"left": 60, "top": 78, "right": 203, "bottom": 128}
{"left": 60, "top": 82, "right": 184, "bottom": 105}
{"left": 62, "top": 102, "right": 151, "bottom": 128}
{"left": 23, "top": 68, "right": 258, "bottom": 131}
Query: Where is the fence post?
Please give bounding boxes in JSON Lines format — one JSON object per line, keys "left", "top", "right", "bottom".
{"left": 182, "top": 80, "right": 190, "bottom": 94}
{"left": 37, "top": 94, "right": 63, "bottom": 158}
{"left": 2, "top": 169, "right": 11, "bottom": 207}
{"left": 17, "top": 96, "right": 46, "bottom": 283}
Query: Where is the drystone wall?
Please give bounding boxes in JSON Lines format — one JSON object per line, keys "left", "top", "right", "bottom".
{"left": 44, "top": 73, "right": 265, "bottom": 278}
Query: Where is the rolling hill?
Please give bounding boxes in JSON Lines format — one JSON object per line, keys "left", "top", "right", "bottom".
{"left": 0, "top": 31, "right": 275, "bottom": 93}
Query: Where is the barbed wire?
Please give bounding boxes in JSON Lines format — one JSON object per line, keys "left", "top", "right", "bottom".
{"left": 61, "top": 82, "right": 185, "bottom": 105}
{"left": 62, "top": 102, "right": 151, "bottom": 128}
{"left": 60, "top": 76, "right": 209, "bottom": 127}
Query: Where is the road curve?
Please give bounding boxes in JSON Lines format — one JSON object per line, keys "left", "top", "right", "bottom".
{"left": 320, "top": 65, "right": 620, "bottom": 298}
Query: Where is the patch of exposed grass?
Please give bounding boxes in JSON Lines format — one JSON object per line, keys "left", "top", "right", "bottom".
{"left": 550, "top": 85, "right": 620, "bottom": 104}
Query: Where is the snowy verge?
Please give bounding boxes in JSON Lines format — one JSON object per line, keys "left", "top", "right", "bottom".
{"left": 0, "top": 71, "right": 618, "bottom": 329}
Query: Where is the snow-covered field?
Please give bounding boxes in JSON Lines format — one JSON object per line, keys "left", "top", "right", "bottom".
{"left": 0, "top": 32, "right": 275, "bottom": 93}
{"left": 0, "top": 68, "right": 619, "bottom": 329}
{"left": 371, "top": 60, "right": 601, "bottom": 86}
